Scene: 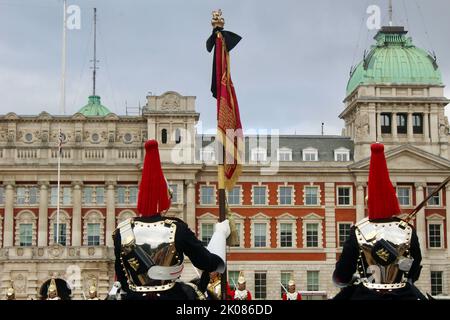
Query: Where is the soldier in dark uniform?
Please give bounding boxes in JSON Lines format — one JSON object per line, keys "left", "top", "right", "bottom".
{"left": 333, "top": 143, "right": 426, "bottom": 300}
{"left": 113, "top": 140, "right": 230, "bottom": 300}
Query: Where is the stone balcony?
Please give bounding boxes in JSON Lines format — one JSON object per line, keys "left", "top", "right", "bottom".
{"left": 0, "top": 245, "right": 115, "bottom": 261}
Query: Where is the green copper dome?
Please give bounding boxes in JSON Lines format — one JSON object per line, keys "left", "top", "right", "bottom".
{"left": 346, "top": 26, "right": 442, "bottom": 95}
{"left": 77, "top": 95, "right": 111, "bottom": 116}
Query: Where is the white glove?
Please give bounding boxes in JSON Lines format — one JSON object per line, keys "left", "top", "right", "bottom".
{"left": 206, "top": 220, "right": 230, "bottom": 273}
{"left": 215, "top": 220, "right": 231, "bottom": 238}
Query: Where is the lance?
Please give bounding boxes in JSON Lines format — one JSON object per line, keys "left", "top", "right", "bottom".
{"left": 280, "top": 281, "right": 288, "bottom": 294}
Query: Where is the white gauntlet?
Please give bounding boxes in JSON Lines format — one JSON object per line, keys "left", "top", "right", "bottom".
{"left": 206, "top": 220, "right": 230, "bottom": 273}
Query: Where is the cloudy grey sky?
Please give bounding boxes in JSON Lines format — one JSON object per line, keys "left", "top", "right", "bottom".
{"left": 1, "top": 0, "right": 449, "bottom": 135}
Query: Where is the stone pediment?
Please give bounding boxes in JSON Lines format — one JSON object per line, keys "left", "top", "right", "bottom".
{"left": 104, "top": 113, "right": 119, "bottom": 121}
{"left": 350, "top": 144, "right": 450, "bottom": 171}
{"left": 72, "top": 112, "right": 87, "bottom": 121}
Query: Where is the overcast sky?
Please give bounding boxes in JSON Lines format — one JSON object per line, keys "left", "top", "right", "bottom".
{"left": 1, "top": 0, "right": 449, "bottom": 135}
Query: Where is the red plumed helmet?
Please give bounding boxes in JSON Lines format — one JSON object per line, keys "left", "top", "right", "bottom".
{"left": 137, "top": 140, "right": 171, "bottom": 216}
{"left": 367, "top": 143, "right": 401, "bottom": 220}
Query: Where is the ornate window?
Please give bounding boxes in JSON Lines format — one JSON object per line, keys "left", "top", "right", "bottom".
{"left": 83, "top": 186, "right": 105, "bottom": 205}
{"left": 252, "top": 186, "right": 268, "bottom": 205}
{"left": 0, "top": 186, "right": 4, "bottom": 205}
{"left": 278, "top": 186, "right": 293, "bottom": 205}
{"left": 116, "top": 185, "right": 138, "bottom": 205}
{"left": 49, "top": 210, "right": 71, "bottom": 246}
{"left": 276, "top": 213, "right": 297, "bottom": 248}
{"left": 227, "top": 186, "right": 241, "bottom": 205}
{"left": 396, "top": 186, "right": 411, "bottom": 206}
{"left": 200, "top": 185, "right": 216, "bottom": 205}
{"left": 301, "top": 213, "right": 324, "bottom": 249}
{"left": 337, "top": 186, "right": 352, "bottom": 206}
{"left": 50, "top": 186, "right": 72, "bottom": 206}
{"left": 83, "top": 211, "right": 105, "bottom": 246}
{"left": 426, "top": 186, "right": 441, "bottom": 207}
{"left": 14, "top": 211, "right": 37, "bottom": 247}
{"left": 426, "top": 214, "right": 445, "bottom": 249}
{"left": 16, "top": 186, "right": 39, "bottom": 205}
{"left": 304, "top": 185, "right": 320, "bottom": 206}
{"left": 250, "top": 213, "right": 271, "bottom": 248}
{"left": 201, "top": 223, "right": 214, "bottom": 246}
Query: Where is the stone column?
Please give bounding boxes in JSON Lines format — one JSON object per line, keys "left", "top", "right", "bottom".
{"left": 37, "top": 181, "right": 49, "bottom": 247}
{"left": 376, "top": 111, "right": 382, "bottom": 141}
{"left": 407, "top": 111, "right": 414, "bottom": 141}
{"left": 185, "top": 180, "right": 196, "bottom": 231}
{"left": 3, "top": 181, "right": 15, "bottom": 247}
{"left": 368, "top": 103, "right": 377, "bottom": 142}
{"left": 423, "top": 112, "right": 430, "bottom": 142}
{"left": 415, "top": 183, "right": 426, "bottom": 255}
{"left": 105, "top": 180, "right": 116, "bottom": 247}
{"left": 430, "top": 108, "right": 439, "bottom": 142}
{"left": 324, "top": 182, "right": 336, "bottom": 260}
{"left": 72, "top": 181, "right": 82, "bottom": 246}
{"left": 392, "top": 112, "right": 398, "bottom": 140}
{"left": 356, "top": 182, "right": 366, "bottom": 222}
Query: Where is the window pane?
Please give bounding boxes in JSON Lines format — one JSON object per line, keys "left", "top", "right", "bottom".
{"left": 50, "top": 186, "right": 58, "bottom": 206}
{"left": 431, "top": 271, "right": 443, "bottom": 296}
{"left": 306, "top": 223, "right": 319, "bottom": 247}
{"left": 427, "top": 187, "right": 440, "bottom": 206}
{"left": 307, "top": 271, "right": 319, "bottom": 291}
{"left": 254, "top": 223, "right": 266, "bottom": 247}
{"left": 339, "top": 223, "right": 351, "bottom": 247}
{"left": 169, "top": 184, "right": 178, "bottom": 203}
{"left": 16, "top": 187, "right": 26, "bottom": 205}
{"left": 19, "top": 223, "right": 33, "bottom": 246}
{"left": 227, "top": 187, "right": 240, "bottom": 205}
{"left": 84, "top": 187, "right": 93, "bottom": 204}
{"left": 397, "top": 187, "right": 410, "bottom": 206}
{"left": 280, "top": 223, "right": 293, "bottom": 247}
{"left": 338, "top": 187, "right": 351, "bottom": 205}
{"left": 29, "top": 187, "right": 38, "bottom": 204}
{"left": 429, "top": 224, "right": 442, "bottom": 248}
{"left": 96, "top": 187, "right": 105, "bottom": 204}
{"left": 254, "top": 187, "right": 266, "bottom": 205}
{"left": 305, "top": 187, "right": 318, "bottom": 205}
{"left": 63, "top": 187, "right": 71, "bottom": 205}
{"left": 53, "top": 223, "right": 67, "bottom": 246}
{"left": 413, "top": 114, "right": 423, "bottom": 134}
{"left": 232, "top": 223, "right": 241, "bottom": 247}
{"left": 0, "top": 187, "right": 4, "bottom": 204}
{"left": 280, "top": 187, "right": 292, "bottom": 205}
{"left": 201, "top": 186, "right": 214, "bottom": 205}
{"left": 201, "top": 223, "right": 214, "bottom": 246}
{"left": 117, "top": 187, "right": 126, "bottom": 204}
{"left": 87, "top": 223, "right": 100, "bottom": 246}
{"left": 255, "top": 272, "right": 267, "bottom": 299}
{"left": 129, "top": 187, "right": 137, "bottom": 204}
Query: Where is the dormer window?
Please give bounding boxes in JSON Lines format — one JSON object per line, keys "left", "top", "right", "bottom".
{"left": 334, "top": 148, "right": 350, "bottom": 162}
{"left": 302, "top": 148, "right": 318, "bottom": 161}
{"left": 201, "top": 147, "right": 216, "bottom": 162}
{"left": 277, "top": 148, "right": 292, "bottom": 161}
{"left": 251, "top": 147, "right": 267, "bottom": 162}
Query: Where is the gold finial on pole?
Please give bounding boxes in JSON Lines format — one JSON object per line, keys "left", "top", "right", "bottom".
{"left": 211, "top": 9, "right": 225, "bottom": 28}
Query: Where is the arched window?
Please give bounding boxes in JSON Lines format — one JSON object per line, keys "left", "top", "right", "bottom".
{"left": 14, "top": 211, "right": 37, "bottom": 247}
{"left": 49, "top": 210, "right": 71, "bottom": 246}
{"left": 116, "top": 210, "right": 137, "bottom": 226}
{"left": 175, "top": 128, "right": 181, "bottom": 144}
{"left": 161, "top": 129, "right": 168, "bottom": 144}
{"left": 83, "top": 211, "right": 105, "bottom": 246}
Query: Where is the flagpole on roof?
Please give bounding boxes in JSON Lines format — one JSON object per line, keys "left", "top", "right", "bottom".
{"left": 56, "top": 0, "right": 67, "bottom": 245}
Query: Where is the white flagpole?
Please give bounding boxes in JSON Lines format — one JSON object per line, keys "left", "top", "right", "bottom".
{"left": 57, "top": 0, "right": 67, "bottom": 245}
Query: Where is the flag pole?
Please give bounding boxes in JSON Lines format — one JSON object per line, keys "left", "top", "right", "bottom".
{"left": 218, "top": 150, "right": 227, "bottom": 300}
{"left": 56, "top": 0, "right": 67, "bottom": 245}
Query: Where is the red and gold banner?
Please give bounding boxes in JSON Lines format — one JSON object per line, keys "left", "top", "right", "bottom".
{"left": 214, "top": 32, "right": 243, "bottom": 190}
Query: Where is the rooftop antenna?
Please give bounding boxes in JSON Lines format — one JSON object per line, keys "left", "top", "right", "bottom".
{"left": 388, "top": 0, "right": 393, "bottom": 26}
{"left": 321, "top": 122, "right": 324, "bottom": 136}
{"left": 91, "top": 8, "right": 99, "bottom": 96}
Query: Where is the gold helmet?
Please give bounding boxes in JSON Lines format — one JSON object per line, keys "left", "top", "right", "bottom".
{"left": 288, "top": 273, "right": 295, "bottom": 287}
{"left": 237, "top": 271, "right": 246, "bottom": 284}
{"left": 6, "top": 282, "right": 15, "bottom": 299}
{"left": 89, "top": 283, "right": 97, "bottom": 295}
{"left": 47, "top": 278, "right": 58, "bottom": 296}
